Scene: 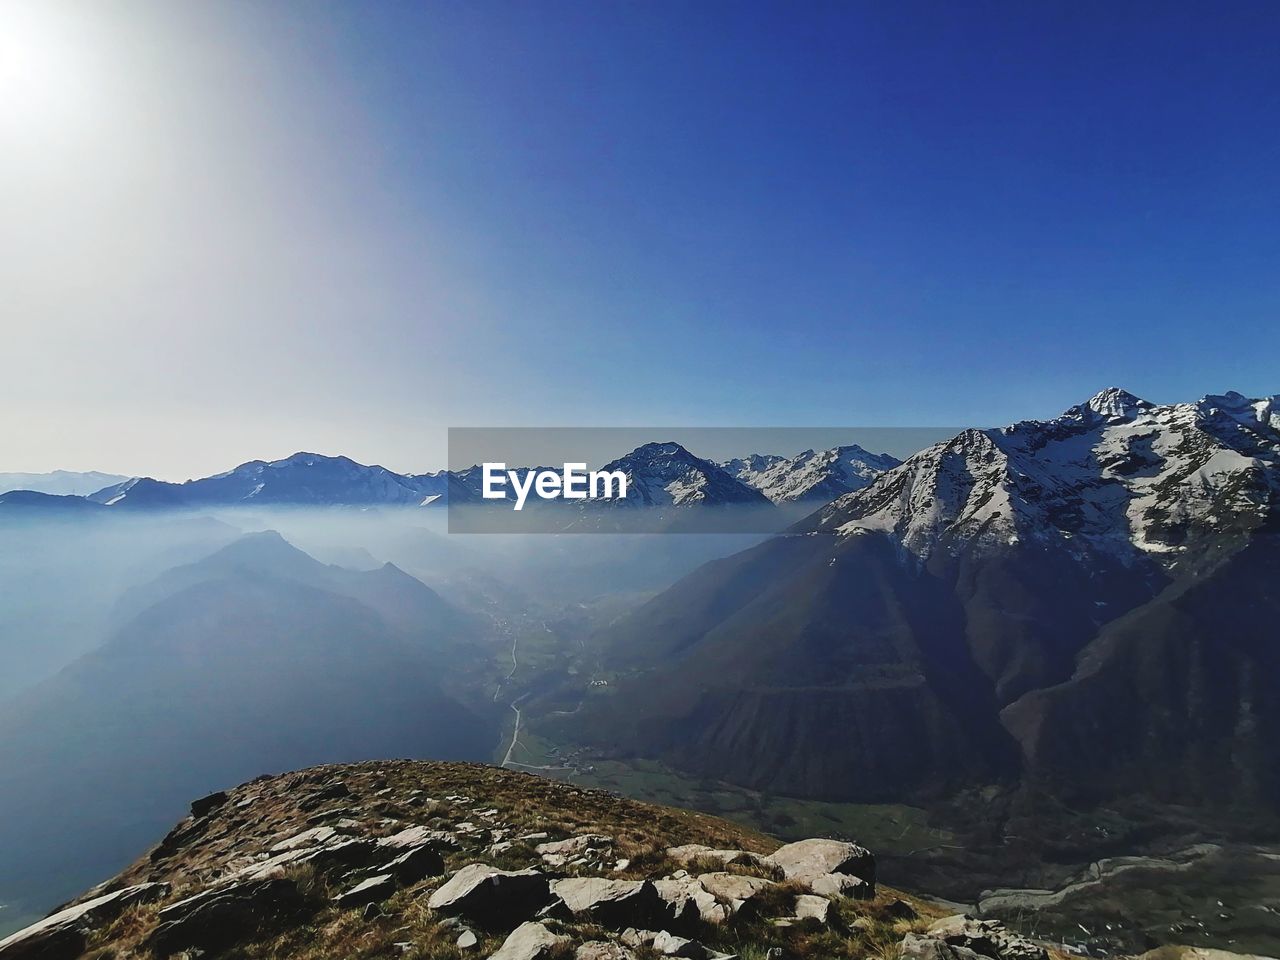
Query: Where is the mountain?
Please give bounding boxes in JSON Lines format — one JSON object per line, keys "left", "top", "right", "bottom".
{"left": 0, "top": 759, "right": 1010, "bottom": 960}
{"left": 598, "top": 443, "right": 772, "bottom": 508}
{"left": 556, "top": 389, "right": 1280, "bottom": 819}
{"left": 7, "top": 761, "right": 1262, "bottom": 959}
{"left": 0, "top": 470, "right": 129, "bottom": 497}
{"left": 88, "top": 454, "right": 449, "bottom": 509}
{"left": 0, "top": 533, "right": 496, "bottom": 918}
{"left": 0, "top": 490, "right": 106, "bottom": 514}
{"left": 722, "top": 445, "right": 902, "bottom": 503}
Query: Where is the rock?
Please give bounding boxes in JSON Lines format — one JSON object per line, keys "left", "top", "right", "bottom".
{"left": 489, "top": 920, "right": 567, "bottom": 960}
{"left": 807, "top": 872, "right": 874, "bottom": 899}
{"left": 334, "top": 874, "right": 396, "bottom": 909}
{"left": 613, "top": 858, "right": 631, "bottom": 871}
{"left": 551, "top": 878, "right": 666, "bottom": 929}
{"left": 426, "top": 863, "right": 552, "bottom": 929}
{"left": 766, "top": 838, "right": 875, "bottom": 886}
{"left": 190, "top": 790, "right": 229, "bottom": 819}
{"left": 652, "top": 930, "right": 717, "bottom": 959}
{"left": 535, "top": 834, "right": 612, "bottom": 857}
{"left": 384, "top": 844, "right": 445, "bottom": 884}
{"left": 456, "top": 928, "right": 479, "bottom": 950}
{"left": 654, "top": 876, "right": 730, "bottom": 929}
{"left": 666, "top": 845, "right": 767, "bottom": 869}
{"left": 696, "top": 872, "right": 774, "bottom": 912}
{"left": 794, "top": 894, "right": 830, "bottom": 923}
{"left": 378, "top": 825, "right": 458, "bottom": 851}
{"left": 900, "top": 932, "right": 988, "bottom": 960}
{"left": 146, "top": 877, "right": 308, "bottom": 956}
{"left": 271, "top": 825, "right": 338, "bottom": 852}
{"left": 923, "top": 915, "right": 1048, "bottom": 960}
{"left": 0, "top": 883, "right": 168, "bottom": 960}
{"left": 621, "top": 929, "right": 658, "bottom": 948}
{"left": 576, "top": 941, "right": 636, "bottom": 960}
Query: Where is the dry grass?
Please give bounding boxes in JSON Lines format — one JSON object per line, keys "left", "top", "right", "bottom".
{"left": 68, "top": 760, "right": 952, "bottom": 960}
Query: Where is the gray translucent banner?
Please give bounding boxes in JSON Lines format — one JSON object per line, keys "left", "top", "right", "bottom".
{"left": 446, "top": 426, "right": 962, "bottom": 534}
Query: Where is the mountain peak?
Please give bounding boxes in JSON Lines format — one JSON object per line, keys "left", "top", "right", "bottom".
{"left": 1082, "top": 387, "right": 1150, "bottom": 420}
{"left": 627, "top": 441, "right": 695, "bottom": 460}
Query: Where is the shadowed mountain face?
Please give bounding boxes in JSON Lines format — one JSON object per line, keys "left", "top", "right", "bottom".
{"left": 563, "top": 390, "right": 1280, "bottom": 819}
{"left": 0, "top": 533, "right": 496, "bottom": 916}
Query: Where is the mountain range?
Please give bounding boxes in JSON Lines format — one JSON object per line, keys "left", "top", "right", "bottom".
{"left": 3, "top": 443, "right": 905, "bottom": 513}
{"left": 721, "top": 445, "right": 902, "bottom": 503}
{"left": 553, "top": 389, "right": 1280, "bottom": 821}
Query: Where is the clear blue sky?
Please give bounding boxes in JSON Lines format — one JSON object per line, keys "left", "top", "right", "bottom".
{"left": 4, "top": 1, "right": 1278, "bottom": 477}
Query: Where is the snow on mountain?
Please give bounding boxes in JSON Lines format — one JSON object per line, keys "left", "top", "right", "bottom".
{"left": 807, "top": 388, "right": 1280, "bottom": 566}
{"left": 89, "top": 454, "right": 449, "bottom": 508}
{"left": 600, "top": 442, "right": 772, "bottom": 507}
{"left": 723, "top": 445, "right": 902, "bottom": 503}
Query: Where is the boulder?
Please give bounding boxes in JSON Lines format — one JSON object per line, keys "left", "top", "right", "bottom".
{"left": 765, "top": 839, "right": 875, "bottom": 886}
{"left": 900, "top": 932, "right": 988, "bottom": 960}
{"left": 271, "top": 826, "right": 338, "bottom": 852}
{"left": 426, "top": 863, "right": 551, "bottom": 929}
{"left": 794, "top": 894, "right": 830, "bottom": 923}
{"left": 456, "top": 928, "right": 479, "bottom": 950}
{"left": 923, "top": 915, "right": 1048, "bottom": 960}
{"left": 551, "top": 878, "right": 666, "bottom": 929}
{"left": 696, "top": 872, "right": 774, "bottom": 913}
{"left": 0, "top": 883, "right": 168, "bottom": 960}
{"left": 378, "top": 825, "right": 458, "bottom": 851}
{"left": 576, "top": 941, "right": 636, "bottom": 960}
{"left": 652, "top": 931, "right": 718, "bottom": 959}
{"left": 654, "top": 876, "right": 730, "bottom": 929}
{"left": 489, "top": 921, "right": 568, "bottom": 960}
{"left": 535, "top": 834, "right": 612, "bottom": 857}
{"left": 666, "top": 845, "right": 766, "bottom": 869}
{"left": 806, "top": 872, "right": 874, "bottom": 899}
{"left": 146, "top": 877, "right": 309, "bottom": 956}
{"left": 333, "top": 874, "right": 396, "bottom": 909}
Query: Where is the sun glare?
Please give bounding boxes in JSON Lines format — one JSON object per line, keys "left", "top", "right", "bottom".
{"left": 0, "top": 2, "right": 96, "bottom": 131}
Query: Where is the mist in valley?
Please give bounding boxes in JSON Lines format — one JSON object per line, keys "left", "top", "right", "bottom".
{"left": 0, "top": 506, "right": 762, "bottom": 934}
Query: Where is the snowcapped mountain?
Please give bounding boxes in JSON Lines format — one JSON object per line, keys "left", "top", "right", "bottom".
{"left": 805, "top": 387, "right": 1280, "bottom": 567}
{"left": 723, "top": 445, "right": 901, "bottom": 504}
{"left": 569, "top": 388, "right": 1280, "bottom": 823}
{"left": 599, "top": 442, "right": 772, "bottom": 508}
{"left": 89, "top": 454, "right": 449, "bottom": 508}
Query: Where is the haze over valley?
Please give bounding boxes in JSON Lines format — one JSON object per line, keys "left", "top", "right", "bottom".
{"left": 2, "top": 389, "right": 1278, "bottom": 955}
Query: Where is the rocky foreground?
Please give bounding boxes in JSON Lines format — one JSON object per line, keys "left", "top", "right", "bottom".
{"left": 0, "top": 761, "right": 1197, "bottom": 960}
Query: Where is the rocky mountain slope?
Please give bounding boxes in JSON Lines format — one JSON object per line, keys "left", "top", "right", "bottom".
{"left": 0, "top": 760, "right": 1076, "bottom": 960}
{"left": 722, "top": 446, "right": 901, "bottom": 504}
{"left": 556, "top": 389, "right": 1280, "bottom": 817}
